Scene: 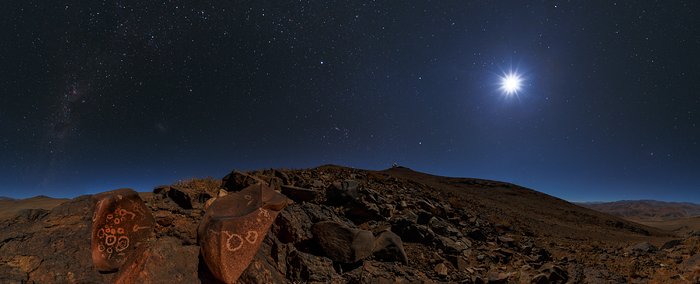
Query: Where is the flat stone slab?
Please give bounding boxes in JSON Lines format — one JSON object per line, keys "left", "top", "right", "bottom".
{"left": 91, "top": 188, "right": 154, "bottom": 272}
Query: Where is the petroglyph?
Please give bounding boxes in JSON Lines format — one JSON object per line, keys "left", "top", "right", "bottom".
{"left": 96, "top": 207, "right": 133, "bottom": 260}
{"left": 224, "top": 231, "right": 243, "bottom": 252}
{"left": 198, "top": 184, "right": 290, "bottom": 283}
{"left": 258, "top": 207, "right": 270, "bottom": 218}
{"left": 245, "top": 231, "right": 258, "bottom": 244}
{"left": 91, "top": 188, "right": 155, "bottom": 272}
{"left": 222, "top": 230, "right": 260, "bottom": 252}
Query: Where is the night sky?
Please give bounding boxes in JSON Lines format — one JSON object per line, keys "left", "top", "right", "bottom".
{"left": 1, "top": 1, "right": 698, "bottom": 202}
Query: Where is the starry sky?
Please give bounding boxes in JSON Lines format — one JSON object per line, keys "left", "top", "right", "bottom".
{"left": 1, "top": 1, "right": 698, "bottom": 202}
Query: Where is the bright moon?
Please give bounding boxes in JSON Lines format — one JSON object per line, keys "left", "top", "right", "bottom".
{"left": 499, "top": 72, "right": 523, "bottom": 95}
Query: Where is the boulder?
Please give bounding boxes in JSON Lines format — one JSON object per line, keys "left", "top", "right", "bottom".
{"left": 392, "top": 218, "right": 436, "bottom": 244}
{"left": 326, "top": 180, "right": 361, "bottom": 205}
{"left": 273, "top": 204, "right": 313, "bottom": 244}
{"left": 221, "top": 170, "right": 265, "bottom": 192}
{"left": 114, "top": 237, "right": 199, "bottom": 283}
{"left": 434, "top": 263, "right": 448, "bottom": 277}
{"left": 91, "top": 188, "right": 155, "bottom": 272}
{"left": 198, "top": 184, "right": 290, "bottom": 283}
{"left": 628, "top": 242, "right": 657, "bottom": 255}
{"left": 534, "top": 263, "right": 568, "bottom": 283}
{"left": 311, "top": 221, "right": 375, "bottom": 263}
{"left": 286, "top": 250, "right": 338, "bottom": 282}
{"left": 326, "top": 180, "right": 383, "bottom": 223}
{"left": 281, "top": 185, "right": 323, "bottom": 203}
{"left": 661, "top": 239, "right": 683, "bottom": 250}
{"left": 372, "top": 230, "right": 408, "bottom": 264}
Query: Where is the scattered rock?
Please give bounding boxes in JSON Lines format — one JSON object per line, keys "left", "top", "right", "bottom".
{"left": 681, "top": 254, "right": 700, "bottom": 272}
{"left": 311, "top": 221, "right": 375, "bottom": 263}
{"left": 392, "top": 218, "right": 436, "bottom": 244}
{"left": 434, "top": 262, "right": 449, "bottom": 277}
{"left": 91, "top": 188, "right": 155, "bottom": 272}
{"left": 326, "top": 180, "right": 361, "bottom": 204}
{"left": 487, "top": 271, "right": 510, "bottom": 283}
{"left": 661, "top": 239, "right": 683, "bottom": 250}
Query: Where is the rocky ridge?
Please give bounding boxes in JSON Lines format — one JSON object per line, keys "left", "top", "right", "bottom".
{"left": 0, "top": 165, "right": 699, "bottom": 283}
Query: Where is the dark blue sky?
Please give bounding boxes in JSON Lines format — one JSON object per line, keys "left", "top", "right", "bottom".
{"left": 1, "top": 1, "right": 698, "bottom": 202}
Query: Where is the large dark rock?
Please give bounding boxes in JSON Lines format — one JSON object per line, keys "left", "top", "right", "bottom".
{"left": 281, "top": 185, "right": 323, "bottom": 203}
{"left": 91, "top": 188, "right": 155, "bottom": 272}
{"left": 372, "top": 230, "right": 408, "bottom": 264}
{"left": 532, "top": 263, "right": 568, "bottom": 284}
{"left": 392, "top": 218, "right": 436, "bottom": 244}
{"left": 311, "top": 221, "right": 375, "bottom": 263}
{"left": 286, "top": 250, "right": 339, "bottom": 282}
{"left": 198, "top": 184, "right": 290, "bottom": 283}
{"left": 273, "top": 204, "right": 313, "bottom": 244}
{"left": 221, "top": 170, "right": 265, "bottom": 192}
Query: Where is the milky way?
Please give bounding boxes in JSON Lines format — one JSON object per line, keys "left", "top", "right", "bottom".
{"left": 1, "top": 1, "right": 699, "bottom": 202}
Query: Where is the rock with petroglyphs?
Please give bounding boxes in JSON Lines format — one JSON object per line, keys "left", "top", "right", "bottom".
{"left": 198, "top": 183, "right": 290, "bottom": 283}
{"left": 91, "top": 188, "right": 155, "bottom": 272}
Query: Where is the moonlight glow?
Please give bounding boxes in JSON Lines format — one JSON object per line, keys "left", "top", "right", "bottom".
{"left": 499, "top": 72, "right": 523, "bottom": 96}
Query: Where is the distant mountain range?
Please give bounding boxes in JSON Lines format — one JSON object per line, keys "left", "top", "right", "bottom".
{"left": 578, "top": 200, "right": 700, "bottom": 221}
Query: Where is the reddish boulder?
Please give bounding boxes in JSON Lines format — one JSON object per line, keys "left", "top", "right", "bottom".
{"left": 91, "top": 188, "right": 155, "bottom": 272}
{"left": 198, "top": 184, "right": 290, "bottom": 283}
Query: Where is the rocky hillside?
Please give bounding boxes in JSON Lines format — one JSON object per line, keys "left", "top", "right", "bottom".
{"left": 579, "top": 200, "right": 700, "bottom": 221}
{"left": 1, "top": 165, "right": 699, "bottom": 283}
{"left": 0, "top": 195, "right": 69, "bottom": 220}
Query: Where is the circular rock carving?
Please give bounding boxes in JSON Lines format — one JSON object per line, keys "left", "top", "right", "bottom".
{"left": 97, "top": 228, "right": 105, "bottom": 238}
{"left": 225, "top": 232, "right": 244, "bottom": 252}
{"left": 116, "top": 236, "right": 129, "bottom": 252}
{"left": 245, "top": 231, "right": 258, "bottom": 244}
{"left": 105, "top": 235, "right": 117, "bottom": 246}
{"left": 91, "top": 188, "right": 155, "bottom": 272}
